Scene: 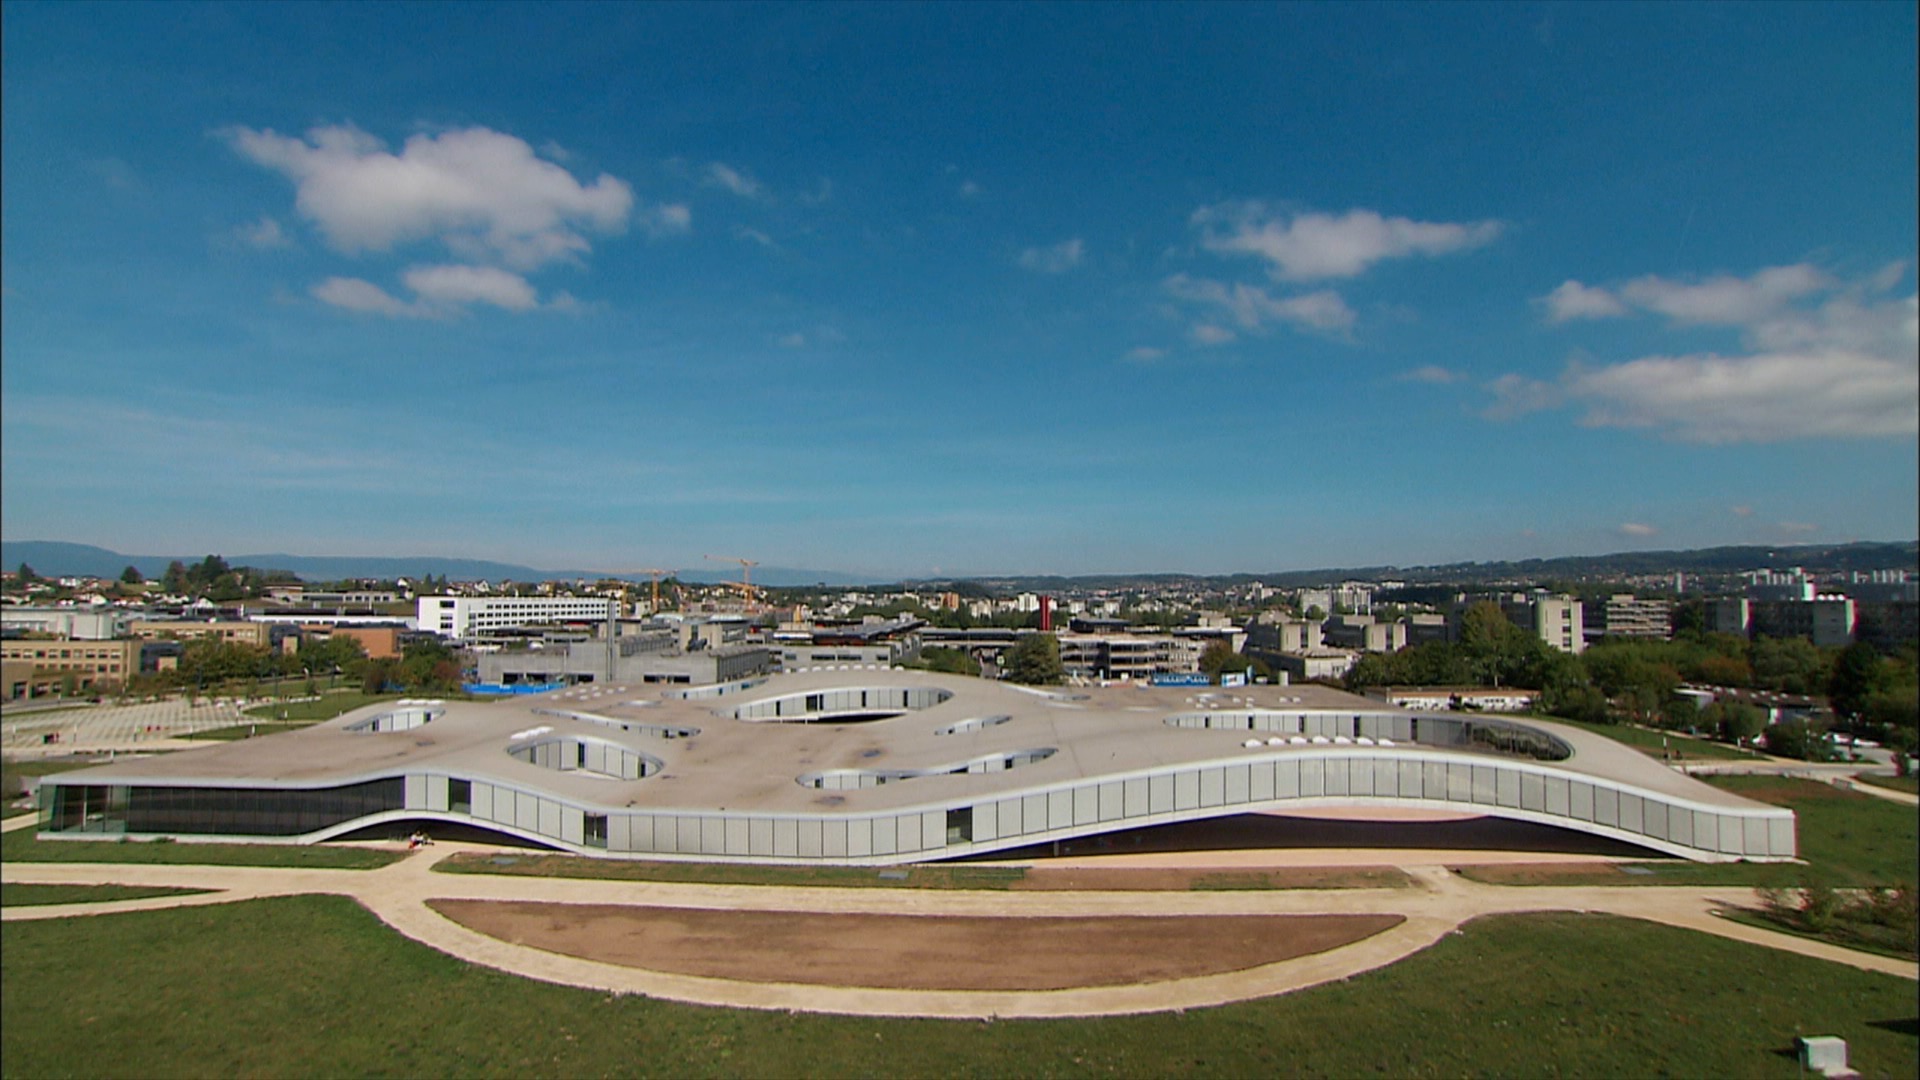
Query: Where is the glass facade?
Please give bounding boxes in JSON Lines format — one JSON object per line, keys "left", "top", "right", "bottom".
{"left": 44, "top": 778, "right": 405, "bottom": 837}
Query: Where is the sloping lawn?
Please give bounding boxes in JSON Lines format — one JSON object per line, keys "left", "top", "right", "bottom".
{"left": 1462, "top": 775, "right": 1919, "bottom": 888}
{"left": 2, "top": 898, "right": 1913, "bottom": 1078}
{"left": 1, "top": 883, "right": 212, "bottom": 907}
{"left": 0, "top": 826, "right": 402, "bottom": 869}
{"left": 1543, "top": 716, "right": 1764, "bottom": 761}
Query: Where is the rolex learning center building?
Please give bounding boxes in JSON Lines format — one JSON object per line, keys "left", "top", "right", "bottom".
{"left": 34, "top": 669, "right": 1796, "bottom": 863}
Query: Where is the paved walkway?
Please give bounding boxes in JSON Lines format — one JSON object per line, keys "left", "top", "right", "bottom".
{"left": 4, "top": 844, "right": 1912, "bottom": 1019}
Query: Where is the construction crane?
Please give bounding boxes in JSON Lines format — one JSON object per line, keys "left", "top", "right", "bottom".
{"left": 611, "top": 568, "right": 674, "bottom": 612}
{"left": 713, "top": 579, "right": 767, "bottom": 609}
{"left": 704, "top": 554, "right": 761, "bottom": 613}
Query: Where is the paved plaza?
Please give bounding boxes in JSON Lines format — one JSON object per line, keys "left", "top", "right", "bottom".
{"left": 0, "top": 697, "right": 248, "bottom": 756}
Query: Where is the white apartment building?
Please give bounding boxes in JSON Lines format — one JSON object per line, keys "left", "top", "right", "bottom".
{"left": 419, "top": 595, "right": 619, "bottom": 640}
{"left": 1, "top": 606, "right": 130, "bottom": 640}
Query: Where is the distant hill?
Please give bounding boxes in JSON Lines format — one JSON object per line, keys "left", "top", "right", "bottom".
{"left": 897, "top": 540, "right": 1919, "bottom": 591}
{"left": 5, "top": 538, "right": 1913, "bottom": 593}
{"left": 0, "top": 540, "right": 869, "bottom": 587}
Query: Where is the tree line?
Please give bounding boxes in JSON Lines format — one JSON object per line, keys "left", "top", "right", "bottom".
{"left": 1343, "top": 602, "right": 1918, "bottom": 761}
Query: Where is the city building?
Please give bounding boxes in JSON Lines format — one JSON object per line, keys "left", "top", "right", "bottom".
{"left": 418, "top": 595, "right": 618, "bottom": 640}
{"left": 1322, "top": 615, "right": 1407, "bottom": 653}
{"left": 1056, "top": 633, "right": 1204, "bottom": 681}
{"left": 771, "top": 617, "right": 925, "bottom": 669}
{"left": 1840, "top": 571, "right": 1918, "bottom": 605}
{"left": 299, "top": 625, "right": 403, "bottom": 660}
{"left": 1361, "top": 686, "right": 1541, "bottom": 713}
{"left": 34, "top": 669, "right": 1796, "bottom": 864}
{"left": 1497, "top": 594, "right": 1586, "bottom": 654}
{"left": 1744, "top": 569, "right": 1815, "bottom": 603}
{"left": 1, "top": 606, "right": 131, "bottom": 640}
{"left": 1585, "top": 594, "right": 1673, "bottom": 641}
{"left": 1707, "top": 598, "right": 1752, "bottom": 637}
{"left": 127, "top": 620, "right": 270, "bottom": 647}
{"left": 1752, "top": 596, "right": 1857, "bottom": 648}
{"left": 1269, "top": 647, "right": 1361, "bottom": 682}
{"left": 1, "top": 637, "right": 140, "bottom": 698}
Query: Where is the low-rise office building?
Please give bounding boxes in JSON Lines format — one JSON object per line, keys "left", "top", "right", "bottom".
{"left": 33, "top": 669, "right": 1797, "bottom": 865}
{"left": 1057, "top": 633, "right": 1203, "bottom": 681}
{"left": 127, "top": 620, "right": 269, "bottom": 647}
{"left": 1, "top": 606, "right": 131, "bottom": 641}
{"left": 1586, "top": 595, "right": 1673, "bottom": 640}
{"left": 418, "top": 595, "right": 619, "bottom": 640}
{"left": 1362, "top": 686, "right": 1541, "bottom": 713}
{"left": 1, "top": 637, "right": 140, "bottom": 698}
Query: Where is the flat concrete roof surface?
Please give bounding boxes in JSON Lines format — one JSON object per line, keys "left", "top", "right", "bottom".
{"left": 48, "top": 670, "right": 1771, "bottom": 815}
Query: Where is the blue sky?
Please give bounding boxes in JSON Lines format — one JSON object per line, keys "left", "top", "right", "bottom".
{"left": 3, "top": 1, "right": 1915, "bottom": 579}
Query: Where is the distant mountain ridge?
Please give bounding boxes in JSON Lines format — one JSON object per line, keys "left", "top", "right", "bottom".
{"left": 0, "top": 541, "right": 869, "bottom": 588}
{"left": 4, "top": 538, "right": 1913, "bottom": 593}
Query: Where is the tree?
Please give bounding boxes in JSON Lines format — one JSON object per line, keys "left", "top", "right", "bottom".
{"left": 1003, "top": 633, "right": 1064, "bottom": 685}
{"left": 162, "top": 560, "right": 190, "bottom": 594}
{"left": 1764, "top": 716, "right": 1830, "bottom": 762}
{"left": 1751, "top": 636, "right": 1829, "bottom": 696}
{"left": 1828, "top": 642, "right": 1886, "bottom": 725}
{"left": 910, "top": 647, "right": 981, "bottom": 677}
{"left": 1199, "top": 641, "right": 1272, "bottom": 684}
{"left": 120, "top": 565, "right": 145, "bottom": 585}
{"left": 15, "top": 563, "right": 36, "bottom": 583}
{"left": 193, "top": 554, "right": 231, "bottom": 586}
{"left": 1703, "top": 701, "right": 1766, "bottom": 745}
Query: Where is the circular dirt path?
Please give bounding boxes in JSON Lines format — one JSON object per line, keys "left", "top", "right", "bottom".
{"left": 427, "top": 900, "right": 1403, "bottom": 991}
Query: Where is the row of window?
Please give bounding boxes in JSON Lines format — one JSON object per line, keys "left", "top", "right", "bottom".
{"left": 46, "top": 779, "right": 406, "bottom": 836}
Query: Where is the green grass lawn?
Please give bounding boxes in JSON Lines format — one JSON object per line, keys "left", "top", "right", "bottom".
{"left": 1855, "top": 773, "right": 1919, "bottom": 796}
{"left": 241, "top": 691, "right": 404, "bottom": 722}
{"left": 3, "top": 755, "right": 126, "bottom": 818}
{"left": 1, "top": 898, "right": 1912, "bottom": 1078}
{"left": 0, "top": 827, "right": 403, "bottom": 869}
{"left": 1540, "top": 716, "right": 1765, "bottom": 761}
{"left": 1, "top": 883, "right": 212, "bottom": 907}
{"left": 1461, "top": 775, "right": 1920, "bottom": 889}
{"left": 183, "top": 720, "right": 325, "bottom": 741}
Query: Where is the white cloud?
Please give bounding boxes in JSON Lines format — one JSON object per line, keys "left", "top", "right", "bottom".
{"left": 773, "top": 325, "right": 844, "bottom": 349}
{"left": 1539, "top": 280, "right": 1626, "bottom": 322}
{"left": 1778, "top": 521, "right": 1819, "bottom": 535}
{"left": 1481, "top": 373, "right": 1560, "bottom": 420}
{"left": 310, "top": 277, "right": 422, "bottom": 317}
{"left": 1192, "top": 203, "right": 1502, "bottom": 281}
{"left": 705, "top": 162, "right": 763, "bottom": 199}
{"left": 1399, "top": 365, "right": 1465, "bottom": 384}
{"left": 89, "top": 157, "right": 138, "bottom": 191}
{"left": 1730, "top": 504, "right": 1755, "bottom": 517}
{"left": 1510, "top": 266, "right": 1918, "bottom": 442}
{"left": 237, "top": 216, "right": 293, "bottom": 250}
{"left": 226, "top": 124, "right": 640, "bottom": 270}
{"left": 1619, "top": 264, "right": 1831, "bottom": 325}
{"left": 1190, "top": 323, "right": 1236, "bottom": 346}
{"left": 311, "top": 264, "right": 565, "bottom": 318}
{"left": 1618, "top": 522, "right": 1658, "bottom": 538}
{"left": 734, "top": 226, "right": 776, "bottom": 248}
{"left": 402, "top": 264, "right": 538, "bottom": 311}
{"left": 641, "top": 203, "right": 692, "bottom": 236}
{"left": 958, "top": 180, "right": 982, "bottom": 198}
{"left": 1564, "top": 346, "right": 1917, "bottom": 442}
{"left": 1164, "top": 274, "right": 1356, "bottom": 335}
{"left": 1123, "top": 346, "right": 1165, "bottom": 363}
{"left": 1018, "top": 238, "right": 1084, "bottom": 274}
